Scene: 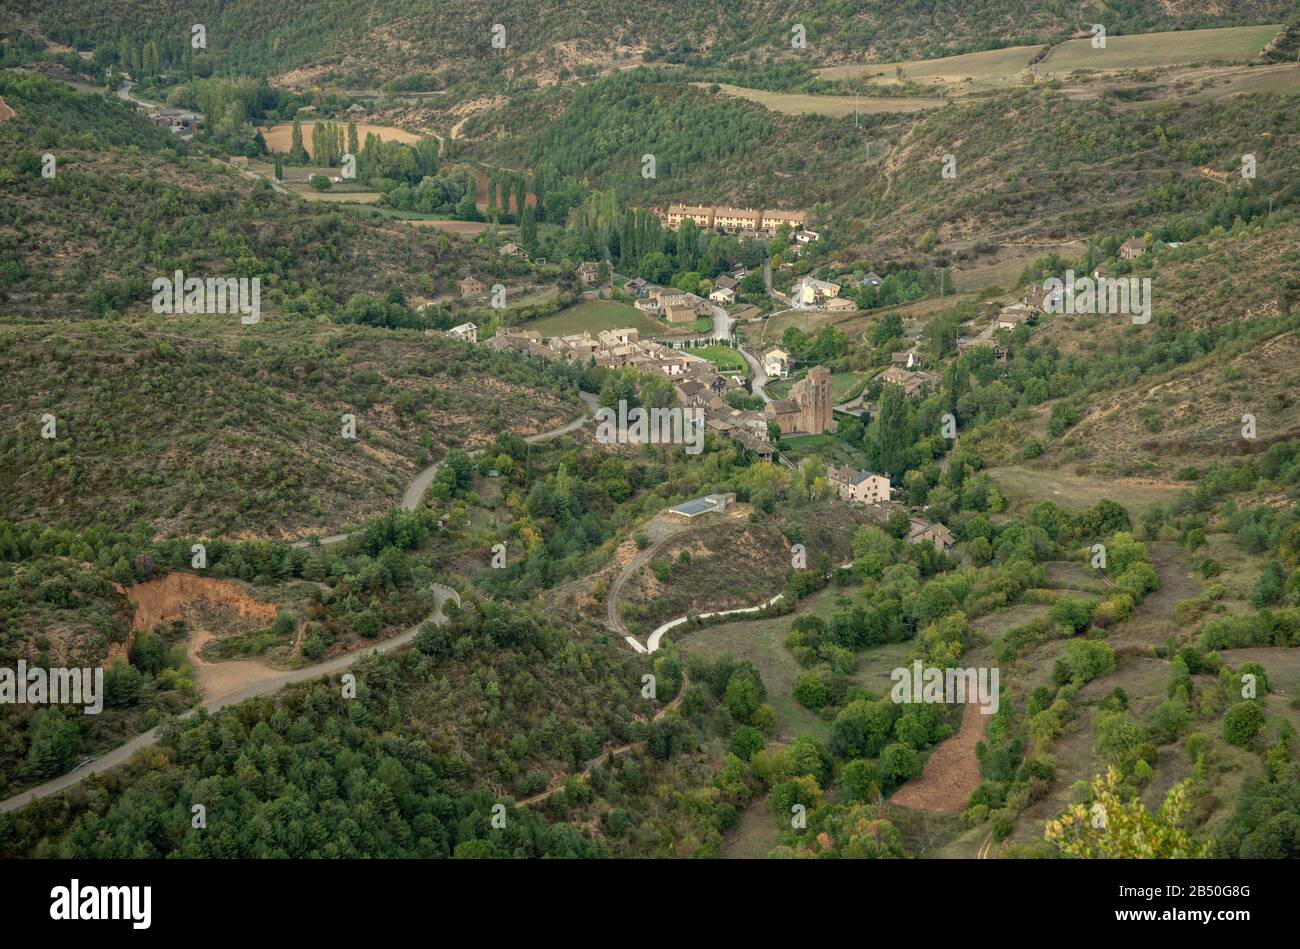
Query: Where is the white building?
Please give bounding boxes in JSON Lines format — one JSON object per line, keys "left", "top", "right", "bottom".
{"left": 447, "top": 322, "right": 477, "bottom": 344}
{"left": 828, "top": 466, "right": 891, "bottom": 505}
{"left": 791, "top": 276, "right": 840, "bottom": 307}
{"left": 763, "top": 347, "right": 791, "bottom": 380}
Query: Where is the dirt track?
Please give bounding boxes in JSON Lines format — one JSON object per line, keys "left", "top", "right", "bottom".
{"left": 0, "top": 585, "right": 460, "bottom": 814}
{"left": 889, "top": 701, "right": 992, "bottom": 813}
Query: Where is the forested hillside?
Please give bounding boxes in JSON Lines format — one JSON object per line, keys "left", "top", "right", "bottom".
{"left": 2, "top": 0, "right": 1300, "bottom": 876}
{"left": 967, "top": 218, "right": 1300, "bottom": 480}
{"left": 458, "top": 71, "right": 1300, "bottom": 254}
{"left": 0, "top": 72, "right": 507, "bottom": 317}
{"left": 6, "top": 0, "right": 1291, "bottom": 88}
{"left": 0, "top": 319, "right": 580, "bottom": 537}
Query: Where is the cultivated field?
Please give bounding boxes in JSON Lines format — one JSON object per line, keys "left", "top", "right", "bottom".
{"left": 815, "top": 25, "right": 1280, "bottom": 101}
{"left": 1034, "top": 24, "right": 1278, "bottom": 75}
{"left": 259, "top": 121, "right": 425, "bottom": 157}
{"left": 702, "top": 82, "right": 944, "bottom": 116}
{"left": 816, "top": 44, "right": 1043, "bottom": 93}
{"left": 296, "top": 190, "right": 383, "bottom": 203}
{"left": 1115, "top": 61, "right": 1300, "bottom": 110}
{"left": 676, "top": 586, "right": 851, "bottom": 741}
{"left": 401, "top": 218, "right": 492, "bottom": 234}
{"left": 949, "top": 241, "right": 1087, "bottom": 293}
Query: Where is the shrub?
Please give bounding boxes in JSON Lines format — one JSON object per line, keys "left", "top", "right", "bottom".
{"left": 1049, "top": 597, "right": 1094, "bottom": 633}
{"left": 880, "top": 742, "right": 922, "bottom": 785}
{"left": 728, "top": 725, "right": 765, "bottom": 760}
{"left": 1052, "top": 639, "right": 1116, "bottom": 686}
{"left": 839, "top": 758, "right": 881, "bottom": 802}
{"left": 792, "top": 670, "right": 831, "bottom": 710}
{"left": 1222, "top": 701, "right": 1265, "bottom": 748}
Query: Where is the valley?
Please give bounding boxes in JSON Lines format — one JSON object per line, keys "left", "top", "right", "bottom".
{"left": 0, "top": 0, "right": 1298, "bottom": 890}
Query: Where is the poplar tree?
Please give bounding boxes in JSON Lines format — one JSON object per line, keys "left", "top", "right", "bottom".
{"left": 290, "top": 116, "right": 307, "bottom": 162}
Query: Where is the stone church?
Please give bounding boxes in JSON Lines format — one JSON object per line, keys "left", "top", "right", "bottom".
{"left": 765, "top": 365, "right": 836, "bottom": 435}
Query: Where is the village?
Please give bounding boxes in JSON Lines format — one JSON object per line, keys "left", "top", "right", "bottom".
{"left": 430, "top": 189, "right": 1093, "bottom": 564}
{"left": 447, "top": 313, "right": 956, "bottom": 554}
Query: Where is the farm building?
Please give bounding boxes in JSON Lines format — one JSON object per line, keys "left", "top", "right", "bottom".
{"left": 1120, "top": 237, "right": 1148, "bottom": 260}
{"left": 667, "top": 493, "right": 736, "bottom": 519}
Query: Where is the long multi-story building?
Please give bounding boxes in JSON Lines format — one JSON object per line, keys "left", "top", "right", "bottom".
{"left": 662, "top": 204, "right": 806, "bottom": 236}
{"left": 664, "top": 205, "right": 716, "bottom": 229}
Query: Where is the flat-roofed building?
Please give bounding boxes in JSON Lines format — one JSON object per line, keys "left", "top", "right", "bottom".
{"left": 667, "top": 493, "right": 736, "bottom": 519}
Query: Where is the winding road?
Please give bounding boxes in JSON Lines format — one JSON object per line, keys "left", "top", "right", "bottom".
{"left": 603, "top": 508, "right": 854, "bottom": 655}
{"left": 736, "top": 344, "right": 771, "bottom": 403}
{"left": 1, "top": 391, "right": 602, "bottom": 814}
{"left": 1, "top": 585, "right": 461, "bottom": 814}
{"left": 293, "top": 391, "right": 600, "bottom": 548}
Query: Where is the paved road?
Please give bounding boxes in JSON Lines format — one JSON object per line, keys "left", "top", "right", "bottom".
{"left": 294, "top": 391, "right": 599, "bottom": 548}
{"left": 1, "top": 391, "right": 603, "bottom": 810}
{"left": 708, "top": 304, "right": 734, "bottom": 343}
{"left": 0, "top": 585, "right": 461, "bottom": 813}
{"left": 833, "top": 393, "right": 869, "bottom": 418}
{"left": 737, "top": 344, "right": 771, "bottom": 403}
{"left": 115, "top": 79, "right": 144, "bottom": 106}
{"left": 604, "top": 517, "right": 697, "bottom": 652}
{"left": 635, "top": 560, "right": 853, "bottom": 654}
